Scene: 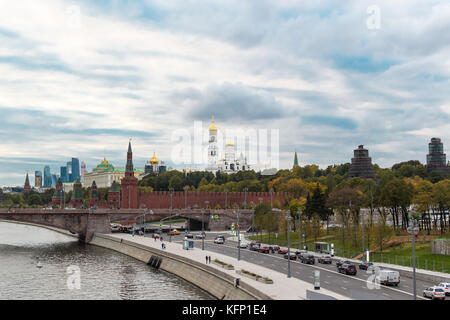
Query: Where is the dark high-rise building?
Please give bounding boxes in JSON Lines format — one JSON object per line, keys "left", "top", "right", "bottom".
{"left": 51, "top": 174, "right": 58, "bottom": 187}
{"left": 71, "top": 158, "right": 80, "bottom": 182}
{"left": 348, "top": 145, "right": 376, "bottom": 179}
{"left": 426, "top": 138, "right": 450, "bottom": 174}
{"left": 35, "top": 171, "right": 42, "bottom": 188}
{"left": 60, "top": 166, "right": 68, "bottom": 183}
{"left": 43, "top": 166, "right": 52, "bottom": 187}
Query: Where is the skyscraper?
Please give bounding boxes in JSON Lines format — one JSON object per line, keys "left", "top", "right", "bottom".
{"left": 35, "top": 171, "right": 42, "bottom": 188}
{"left": 67, "top": 161, "right": 73, "bottom": 182}
{"left": 44, "top": 166, "right": 52, "bottom": 187}
{"left": 426, "top": 138, "right": 450, "bottom": 174}
{"left": 51, "top": 174, "right": 58, "bottom": 187}
{"left": 60, "top": 166, "right": 68, "bottom": 183}
{"left": 348, "top": 145, "right": 376, "bottom": 179}
{"left": 71, "top": 158, "right": 80, "bottom": 182}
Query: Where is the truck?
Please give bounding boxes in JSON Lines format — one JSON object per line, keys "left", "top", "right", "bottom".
{"left": 376, "top": 269, "right": 400, "bottom": 286}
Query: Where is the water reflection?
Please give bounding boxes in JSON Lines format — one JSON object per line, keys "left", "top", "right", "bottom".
{"left": 0, "top": 222, "right": 213, "bottom": 300}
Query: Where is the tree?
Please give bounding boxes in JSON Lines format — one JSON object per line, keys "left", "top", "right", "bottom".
{"left": 380, "top": 179, "right": 414, "bottom": 230}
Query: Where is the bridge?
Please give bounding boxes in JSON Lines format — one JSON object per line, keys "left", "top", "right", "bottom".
{"left": 0, "top": 208, "right": 262, "bottom": 242}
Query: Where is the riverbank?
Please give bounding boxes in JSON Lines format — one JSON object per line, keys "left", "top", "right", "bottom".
{"left": 0, "top": 219, "right": 78, "bottom": 239}
{"left": 90, "top": 233, "right": 351, "bottom": 300}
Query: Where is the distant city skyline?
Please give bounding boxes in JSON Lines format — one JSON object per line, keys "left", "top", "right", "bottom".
{"left": 1, "top": 1, "right": 449, "bottom": 186}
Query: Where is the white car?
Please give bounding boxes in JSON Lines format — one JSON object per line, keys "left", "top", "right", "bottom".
{"left": 238, "top": 242, "right": 249, "bottom": 249}
{"left": 376, "top": 269, "right": 400, "bottom": 286}
{"left": 436, "top": 282, "right": 450, "bottom": 296}
{"left": 423, "top": 286, "right": 446, "bottom": 300}
{"left": 195, "top": 233, "right": 206, "bottom": 239}
{"left": 214, "top": 237, "right": 224, "bottom": 244}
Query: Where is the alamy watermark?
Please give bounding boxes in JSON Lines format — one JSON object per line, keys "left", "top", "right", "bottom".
{"left": 366, "top": 5, "right": 381, "bottom": 30}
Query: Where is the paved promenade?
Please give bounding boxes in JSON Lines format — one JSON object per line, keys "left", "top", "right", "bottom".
{"left": 108, "top": 233, "right": 351, "bottom": 300}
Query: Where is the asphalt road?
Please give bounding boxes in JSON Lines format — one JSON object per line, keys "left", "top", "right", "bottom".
{"left": 164, "top": 232, "right": 446, "bottom": 300}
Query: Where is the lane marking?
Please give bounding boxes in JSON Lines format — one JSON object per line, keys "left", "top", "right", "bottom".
{"left": 204, "top": 242, "right": 427, "bottom": 299}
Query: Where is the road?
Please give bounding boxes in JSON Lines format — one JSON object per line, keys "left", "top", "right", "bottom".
{"left": 164, "top": 232, "right": 446, "bottom": 300}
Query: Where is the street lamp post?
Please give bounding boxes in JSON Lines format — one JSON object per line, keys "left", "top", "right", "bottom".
{"left": 361, "top": 211, "right": 365, "bottom": 261}
{"left": 286, "top": 213, "right": 292, "bottom": 278}
{"left": 408, "top": 221, "right": 419, "bottom": 300}
{"left": 237, "top": 209, "right": 241, "bottom": 261}
{"left": 243, "top": 187, "right": 248, "bottom": 209}
{"left": 251, "top": 208, "right": 255, "bottom": 236}
{"left": 298, "top": 209, "right": 302, "bottom": 250}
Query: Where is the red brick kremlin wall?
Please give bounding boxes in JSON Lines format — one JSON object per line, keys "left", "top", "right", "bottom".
{"left": 137, "top": 191, "right": 288, "bottom": 209}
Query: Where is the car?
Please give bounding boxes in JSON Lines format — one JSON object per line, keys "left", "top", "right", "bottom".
{"left": 271, "top": 246, "right": 280, "bottom": 252}
{"left": 195, "top": 233, "right": 206, "bottom": 239}
{"left": 338, "top": 263, "right": 357, "bottom": 275}
{"left": 295, "top": 250, "right": 308, "bottom": 256}
{"left": 258, "top": 246, "right": 271, "bottom": 254}
{"left": 214, "top": 237, "right": 224, "bottom": 244}
{"left": 278, "top": 249, "right": 288, "bottom": 255}
{"left": 299, "top": 254, "right": 315, "bottom": 264}
{"left": 185, "top": 233, "right": 194, "bottom": 239}
{"left": 336, "top": 260, "right": 352, "bottom": 268}
{"left": 436, "top": 283, "right": 450, "bottom": 296}
{"left": 238, "top": 242, "right": 249, "bottom": 249}
{"left": 423, "top": 287, "right": 446, "bottom": 300}
{"left": 43, "top": 206, "right": 53, "bottom": 210}
{"left": 249, "top": 244, "right": 260, "bottom": 251}
{"left": 318, "top": 255, "right": 332, "bottom": 264}
{"left": 168, "top": 230, "right": 181, "bottom": 236}
{"left": 284, "top": 253, "right": 297, "bottom": 260}
{"left": 359, "top": 262, "right": 374, "bottom": 270}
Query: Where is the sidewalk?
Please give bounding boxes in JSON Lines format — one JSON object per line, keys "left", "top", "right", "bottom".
{"left": 109, "top": 233, "right": 351, "bottom": 300}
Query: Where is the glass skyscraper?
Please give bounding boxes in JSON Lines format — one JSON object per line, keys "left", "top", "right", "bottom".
{"left": 43, "top": 166, "right": 52, "bottom": 187}
{"left": 71, "top": 158, "right": 81, "bottom": 182}
{"left": 35, "top": 171, "right": 42, "bottom": 188}
{"left": 60, "top": 166, "right": 68, "bottom": 183}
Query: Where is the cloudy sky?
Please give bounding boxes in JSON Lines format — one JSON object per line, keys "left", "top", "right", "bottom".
{"left": 1, "top": 0, "right": 449, "bottom": 186}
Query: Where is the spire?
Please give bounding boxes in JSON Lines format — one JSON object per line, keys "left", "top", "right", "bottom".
{"left": 293, "top": 151, "right": 299, "bottom": 168}
{"left": 128, "top": 139, "right": 132, "bottom": 153}
{"left": 25, "top": 173, "right": 30, "bottom": 186}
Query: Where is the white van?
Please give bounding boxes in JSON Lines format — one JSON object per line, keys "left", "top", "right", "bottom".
{"left": 376, "top": 269, "right": 400, "bottom": 286}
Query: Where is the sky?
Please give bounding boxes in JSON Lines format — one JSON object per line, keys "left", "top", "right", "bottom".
{"left": 0, "top": 0, "right": 449, "bottom": 186}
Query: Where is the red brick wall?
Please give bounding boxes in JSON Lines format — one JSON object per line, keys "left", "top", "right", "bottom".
{"left": 137, "top": 191, "right": 288, "bottom": 209}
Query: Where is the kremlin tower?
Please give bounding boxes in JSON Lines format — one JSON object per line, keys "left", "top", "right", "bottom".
{"left": 121, "top": 141, "right": 139, "bottom": 209}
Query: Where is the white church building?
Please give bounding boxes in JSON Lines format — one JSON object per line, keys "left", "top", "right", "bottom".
{"left": 206, "top": 117, "right": 251, "bottom": 174}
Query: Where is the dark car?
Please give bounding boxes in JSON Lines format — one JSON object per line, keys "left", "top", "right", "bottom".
{"left": 272, "top": 246, "right": 280, "bottom": 252}
{"left": 295, "top": 250, "right": 308, "bottom": 256}
{"left": 299, "top": 254, "right": 315, "bottom": 264}
{"left": 284, "top": 253, "right": 297, "bottom": 260}
{"left": 318, "top": 255, "right": 332, "bottom": 264}
{"left": 250, "top": 244, "right": 260, "bottom": 251}
{"left": 278, "top": 249, "right": 288, "bottom": 255}
{"left": 338, "top": 263, "right": 357, "bottom": 275}
{"left": 185, "top": 233, "right": 194, "bottom": 239}
{"left": 359, "top": 262, "right": 374, "bottom": 270}
{"left": 258, "top": 246, "right": 271, "bottom": 254}
{"left": 336, "top": 260, "right": 352, "bottom": 268}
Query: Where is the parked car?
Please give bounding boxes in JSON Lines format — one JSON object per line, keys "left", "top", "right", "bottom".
{"left": 214, "top": 237, "right": 224, "bottom": 244}
{"left": 272, "top": 246, "right": 280, "bottom": 252}
{"left": 337, "top": 263, "right": 357, "bottom": 275}
{"left": 299, "top": 254, "right": 315, "bottom": 264}
{"left": 436, "top": 282, "right": 450, "bottom": 296}
{"left": 423, "top": 287, "right": 446, "bottom": 300}
{"left": 376, "top": 269, "right": 400, "bottom": 286}
{"left": 278, "top": 249, "right": 288, "bottom": 255}
{"left": 295, "top": 250, "right": 308, "bottom": 256}
{"left": 284, "top": 253, "right": 297, "bottom": 260}
{"left": 258, "top": 246, "right": 271, "bottom": 254}
{"left": 359, "top": 262, "right": 374, "bottom": 270}
{"left": 336, "top": 260, "right": 352, "bottom": 268}
{"left": 318, "top": 255, "right": 332, "bottom": 264}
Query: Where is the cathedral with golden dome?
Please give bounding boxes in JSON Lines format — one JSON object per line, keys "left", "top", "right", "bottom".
{"left": 206, "top": 116, "right": 251, "bottom": 173}
{"left": 144, "top": 152, "right": 167, "bottom": 175}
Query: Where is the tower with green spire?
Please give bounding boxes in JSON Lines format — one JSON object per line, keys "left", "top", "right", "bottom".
{"left": 70, "top": 178, "right": 84, "bottom": 208}
{"left": 293, "top": 151, "right": 299, "bottom": 169}
{"left": 22, "top": 173, "right": 31, "bottom": 194}
{"left": 121, "top": 140, "right": 139, "bottom": 209}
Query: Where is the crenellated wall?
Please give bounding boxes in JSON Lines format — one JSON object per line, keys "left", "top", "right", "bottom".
{"left": 137, "top": 191, "right": 288, "bottom": 209}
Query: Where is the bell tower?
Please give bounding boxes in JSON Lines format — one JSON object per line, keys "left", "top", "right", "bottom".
{"left": 207, "top": 116, "right": 218, "bottom": 172}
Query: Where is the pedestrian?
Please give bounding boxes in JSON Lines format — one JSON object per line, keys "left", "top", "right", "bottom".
{"left": 161, "top": 236, "right": 163, "bottom": 242}
{"left": 208, "top": 256, "right": 211, "bottom": 264}
{"left": 205, "top": 256, "right": 208, "bottom": 264}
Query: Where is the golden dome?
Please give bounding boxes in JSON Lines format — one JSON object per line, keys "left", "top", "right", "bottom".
{"left": 209, "top": 115, "right": 217, "bottom": 131}
{"left": 226, "top": 141, "right": 234, "bottom": 147}
{"left": 101, "top": 157, "right": 109, "bottom": 165}
{"left": 150, "top": 152, "right": 159, "bottom": 165}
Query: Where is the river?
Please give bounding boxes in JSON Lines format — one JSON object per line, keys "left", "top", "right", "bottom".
{"left": 0, "top": 222, "right": 213, "bottom": 300}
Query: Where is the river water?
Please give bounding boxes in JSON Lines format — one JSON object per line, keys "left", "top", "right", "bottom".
{"left": 0, "top": 222, "right": 213, "bottom": 300}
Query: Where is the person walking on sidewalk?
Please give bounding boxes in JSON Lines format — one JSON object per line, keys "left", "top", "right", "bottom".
{"left": 205, "top": 256, "right": 208, "bottom": 264}
{"left": 208, "top": 256, "right": 211, "bottom": 264}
